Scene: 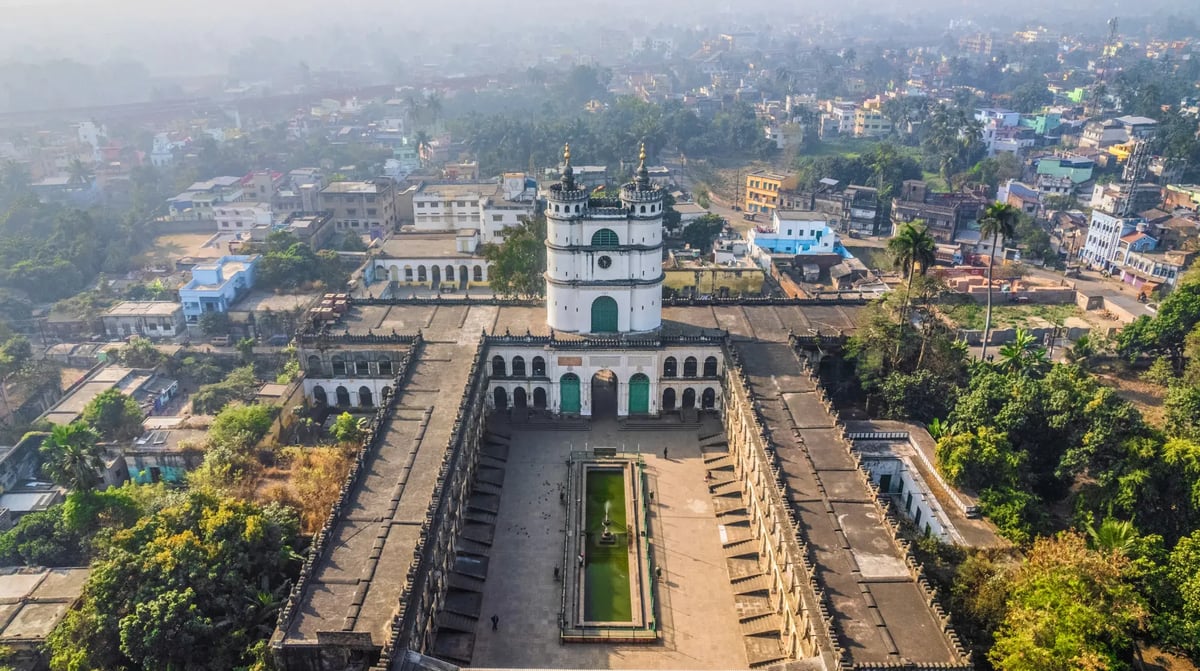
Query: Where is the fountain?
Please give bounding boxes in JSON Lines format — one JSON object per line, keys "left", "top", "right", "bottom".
{"left": 598, "top": 501, "right": 617, "bottom": 546}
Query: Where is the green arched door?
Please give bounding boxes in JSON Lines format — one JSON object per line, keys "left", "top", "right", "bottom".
{"left": 628, "top": 373, "right": 650, "bottom": 415}
{"left": 591, "top": 296, "right": 619, "bottom": 332}
{"left": 560, "top": 373, "right": 581, "bottom": 414}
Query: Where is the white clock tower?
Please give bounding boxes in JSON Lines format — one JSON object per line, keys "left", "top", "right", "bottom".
{"left": 544, "top": 143, "right": 664, "bottom": 334}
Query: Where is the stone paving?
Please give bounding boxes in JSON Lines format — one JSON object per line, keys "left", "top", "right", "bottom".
{"left": 469, "top": 418, "right": 748, "bottom": 669}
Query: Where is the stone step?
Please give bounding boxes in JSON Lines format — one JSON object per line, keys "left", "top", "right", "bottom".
{"left": 724, "top": 539, "right": 758, "bottom": 558}
{"left": 460, "top": 522, "right": 495, "bottom": 546}
{"left": 443, "top": 588, "right": 482, "bottom": 618}
{"left": 468, "top": 492, "right": 501, "bottom": 515}
{"left": 737, "top": 595, "right": 775, "bottom": 622}
{"left": 745, "top": 636, "right": 788, "bottom": 668}
{"left": 709, "top": 480, "right": 741, "bottom": 496}
{"left": 447, "top": 572, "right": 485, "bottom": 593}
{"left": 714, "top": 498, "right": 747, "bottom": 515}
{"left": 704, "top": 453, "right": 734, "bottom": 467}
{"left": 731, "top": 574, "right": 772, "bottom": 594}
{"left": 431, "top": 630, "right": 474, "bottom": 666}
{"left": 435, "top": 610, "right": 478, "bottom": 633}
{"left": 455, "top": 538, "right": 492, "bottom": 558}
{"left": 465, "top": 509, "right": 497, "bottom": 525}
{"left": 473, "top": 481, "right": 502, "bottom": 496}
{"left": 481, "top": 442, "right": 509, "bottom": 461}
{"left": 477, "top": 466, "right": 505, "bottom": 487}
{"left": 620, "top": 422, "right": 700, "bottom": 432}
{"left": 740, "top": 613, "right": 778, "bottom": 637}
{"left": 727, "top": 556, "right": 762, "bottom": 581}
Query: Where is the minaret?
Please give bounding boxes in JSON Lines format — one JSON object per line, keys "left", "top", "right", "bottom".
{"left": 544, "top": 143, "right": 664, "bottom": 334}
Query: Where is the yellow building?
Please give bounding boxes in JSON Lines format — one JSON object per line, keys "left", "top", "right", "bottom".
{"left": 853, "top": 101, "right": 892, "bottom": 138}
{"left": 744, "top": 170, "right": 798, "bottom": 216}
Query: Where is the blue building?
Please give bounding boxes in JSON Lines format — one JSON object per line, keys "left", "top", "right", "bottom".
{"left": 748, "top": 210, "right": 839, "bottom": 257}
{"left": 179, "top": 255, "right": 260, "bottom": 323}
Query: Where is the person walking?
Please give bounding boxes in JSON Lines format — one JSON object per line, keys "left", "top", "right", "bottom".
{"left": 663, "top": 446, "right": 669, "bottom": 460}
{"left": 491, "top": 614, "right": 499, "bottom": 631}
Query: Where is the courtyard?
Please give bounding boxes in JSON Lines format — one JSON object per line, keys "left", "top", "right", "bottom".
{"left": 469, "top": 417, "right": 749, "bottom": 669}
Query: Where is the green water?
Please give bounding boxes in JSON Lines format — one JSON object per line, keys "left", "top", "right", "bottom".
{"left": 583, "top": 469, "right": 633, "bottom": 622}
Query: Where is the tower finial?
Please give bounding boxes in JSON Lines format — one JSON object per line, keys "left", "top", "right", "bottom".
{"left": 638, "top": 142, "right": 646, "bottom": 165}
{"left": 635, "top": 140, "right": 649, "bottom": 188}
{"left": 564, "top": 142, "right": 571, "bottom": 165}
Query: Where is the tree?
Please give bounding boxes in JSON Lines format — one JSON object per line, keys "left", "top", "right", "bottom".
{"left": 45, "top": 491, "right": 300, "bottom": 671}
{"left": 1008, "top": 81, "right": 1053, "bottom": 113}
{"left": 682, "top": 214, "right": 724, "bottom": 253}
{"left": 989, "top": 532, "right": 1146, "bottom": 671}
{"left": 1165, "top": 384, "right": 1200, "bottom": 442}
{"left": 483, "top": 216, "right": 547, "bottom": 299}
{"left": 39, "top": 423, "right": 104, "bottom": 491}
{"left": 65, "top": 158, "right": 94, "bottom": 186}
{"left": 995, "top": 328, "right": 1050, "bottom": 377}
{"left": 198, "top": 311, "right": 231, "bottom": 337}
{"left": 117, "top": 337, "right": 165, "bottom": 369}
{"left": 887, "top": 221, "right": 936, "bottom": 361}
{"left": 936, "top": 426, "right": 1023, "bottom": 492}
{"left": 330, "top": 412, "right": 367, "bottom": 444}
{"left": 81, "top": 389, "right": 144, "bottom": 441}
{"left": 1156, "top": 528, "right": 1200, "bottom": 656}
{"left": 979, "top": 202, "right": 1020, "bottom": 360}
{"left": 878, "top": 368, "right": 958, "bottom": 423}
{"left": 191, "top": 365, "right": 259, "bottom": 415}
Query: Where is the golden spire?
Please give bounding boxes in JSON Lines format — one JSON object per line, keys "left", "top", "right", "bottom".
{"left": 638, "top": 142, "right": 646, "bottom": 165}
{"left": 563, "top": 143, "right": 571, "bottom": 165}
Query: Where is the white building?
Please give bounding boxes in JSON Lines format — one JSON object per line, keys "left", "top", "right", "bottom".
{"left": 1079, "top": 210, "right": 1152, "bottom": 270}
{"left": 411, "top": 175, "right": 536, "bottom": 244}
{"left": 215, "top": 203, "right": 273, "bottom": 234}
{"left": 747, "top": 210, "right": 839, "bottom": 269}
{"left": 543, "top": 145, "right": 664, "bottom": 334}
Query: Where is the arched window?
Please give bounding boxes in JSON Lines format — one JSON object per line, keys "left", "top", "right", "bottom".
{"left": 640, "top": 205, "right": 646, "bottom": 214}
{"left": 591, "top": 228, "right": 619, "bottom": 247}
{"left": 533, "top": 387, "right": 547, "bottom": 409}
{"left": 682, "top": 388, "right": 696, "bottom": 408}
{"left": 663, "top": 357, "right": 677, "bottom": 378}
{"left": 336, "top": 386, "right": 351, "bottom": 407}
{"left": 683, "top": 356, "right": 698, "bottom": 377}
{"left": 532, "top": 356, "right": 546, "bottom": 377}
{"left": 313, "top": 386, "right": 328, "bottom": 406}
{"left": 493, "top": 386, "right": 508, "bottom": 410}
{"left": 378, "top": 358, "right": 393, "bottom": 376}
{"left": 513, "top": 387, "right": 527, "bottom": 408}
{"left": 662, "top": 388, "right": 676, "bottom": 411}
{"left": 417, "top": 266, "right": 427, "bottom": 282}
{"left": 492, "top": 355, "right": 506, "bottom": 377}
{"left": 355, "top": 355, "right": 369, "bottom": 376}
{"left": 331, "top": 354, "right": 347, "bottom": 376}
{"left": 306, "top": 354, "right": 322, "bottom": 373}
{"left": 359, "top": 386, "right": 374, "bottom": 407}
{"left": 511, "top": 356, "right": 526, "bottom": 377}
{"left": 445, "top": 265, "right": 454, "bottom": 281}
{"left": 473, "top": 266, "right": 483, "bottom": 281}
{"left": 701, "top": 387, "right": 716, "bottom": 409}
{"left": 404, "top": 266, "right": 413, "bottom": 281}
{"left": 703, "top": 356, "right": 718, "bottom": 377}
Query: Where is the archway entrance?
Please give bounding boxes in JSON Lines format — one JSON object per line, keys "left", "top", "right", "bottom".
{"left": 682, "top": 388, "right": 696, "bottom": 409}
{"left": 459, "top": 265, "right": 468, "bottom": 290}
{"left": 590, "top": 296, "right": 618, "bottom": 333}
{"left": 591, "top": 370, "right": 618, "bottom": 418}
{"left": 662, "top": 388, "right": 676, "bottom": 411}
{"left": 431, "top": 264, "right": 441, "bottom": 289}
{"left": 494, "top": 386, "right": 508, "bottom": 410}
{"left": 560, "top": 374, "right": 581, "bottom": 414}
{"left": 513, "top": 387, "right": 527, "bottom": 409}
{"left": 628, "top": 374, "right": 650, "bottom": 415}
{"left": 533, "top": 387, "right": 547, "bottom": 409}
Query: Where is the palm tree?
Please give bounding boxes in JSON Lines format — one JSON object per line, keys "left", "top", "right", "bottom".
{"left": 995, "top": 328, "right": 1050, "bottom": 377}
{"left": 413, "top": 130, "right": 431, "bottom": 166}
{"left": 887, "top": 221, "right": 937, "bottom": 363}
{"left": 66, "top": 158, "right": 94, "bottom": 186}
{"left": 979, "top": 202, "right": 1020, "bottom": 361}
{"left": 39, "top": 422, "right": 104, "bottom": 491}
{"left": 1085, "top": 516, "right": 1138, "bottom": 554}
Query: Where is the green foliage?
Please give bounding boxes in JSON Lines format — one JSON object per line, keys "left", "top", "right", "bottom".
{"left": 81, "top": 389, "right": 144, "bottom": 441}
{"left": 979, "top": 487, "right": 1040, "bottom": 546}
{"left": 208, "top": 403, "right": 274, "bottom": 450}
{"left": 1155, "top": 529, "right": 1200, "bottom": 656}
{"left": 878, "top": 368, "right": 957, "bottom": 423}
{"left": 483, "top": 216, "right": 547, "bottom": 299}
{"left": 0, "top": 488, "right": 143, "bottom": 567}
{"left": 189, "top": 403, "right": 276, "bottom": 492}
{"left": 329, "top": 412, "right": 366, "bottom": 444}
{"left": 1165, "top": 384, "right": 1200, "bottom": 442}
{"left": 117, "top": 336, "right": 166, "bottom": 369}
{"left": 276, "top": 357, "right": 301, "bottom": 385}
{"left": 965, "top": 153, "right": 1022, "bottom": 193}
{"left": 937, "top": 427, "right": 1023, "bottom": 492}
{"left": 44, "top": 491, "right": 300, "bottom": 671}
{"left": 198, "top": 311, "right": 231, "bottom": 337}
{"left": 994, "top": 329, "right": 1050, "bottom": 378}
{"left": 176, "top": 354, "right": 225, "bottom": 385}
{"left": 40, "top": 423, "right": 104, "bottom": 491}
{"left": 681, "top": 214, "right": 724, "bottom": 253}
{"left": 1116, "top": 273, "right": 1200, "bottom": 366}
{"left": 661, "top": 193, "right": 682, "bottom": 232}
{"left": 1007, "top": 81, "right": 1053, "bottom": 113}
{"left": 793, "top": 141, "right": 922, "bottom": 196}
{"left": 988, "top": 532, "right": 1146, "bottom": 671}
{"left": 254, "top": 232, "right": 348, "bottom": 292}
{"left": 191, "top": 365, "right": 258, "bottom": 415}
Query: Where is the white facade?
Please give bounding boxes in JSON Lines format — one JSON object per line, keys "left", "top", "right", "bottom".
{"left": 485, "top": 345, "right": 723, "bottom": 417}
{"left": 1080, "top": 210, "right": 1146, "bottom": 269}
{"left": 215, "top": 203, "right": 273, "bottom": 232}
{"left": 543, "top": 149, "right": 665, "bottom": 334}
{"left": 411, "top": 179, "right": 536, "bottom": 244}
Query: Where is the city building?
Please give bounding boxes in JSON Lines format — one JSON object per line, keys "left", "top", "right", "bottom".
{"left": 1079, "top": 115, "right": 1158, "bottom": 149}
{"left": 1164, "top": 184, "right": 1200, "bottom": 213}
{"left": 410, "top": 175, "right": 536, "bottom": 243}
{"left": 748, "top": 210, "right": 839, "bottom": 259}
{"left": 1034, "top": 155, "right": 1095, "bottom": 197}
{"left": 241, "top": 170, "right": 285, "bottom": 203}
{"left": 101, "top": 301, "right": 185, "bottom": 339}
{"left": 366, "top": 232, "right": 490, "bottom": 291}
{"left": 997, "top": 180, "right": 1041, "bottom": 217}
{"left": 891, "top": 180, "right": 987, "bottom": 243}
{"left": 853, "top": 100, "right": 891, "bottom": 138}
{"left": 0, "top": 566, "right": 90, "bottom": 669}
{"left": 1090, "top": 181, "right": 1163, "bottom": 217}
{"left": 215, "top": 202, "right": 273, "bottom": 234}
{"left": 1118, "top": 249, "right": 1193, "bottom": 290}
{"left": 179, "top": 255, "right": 260, "bottom": 324}
{"left": 166, "top": 176, "right": 245, "bottom": 220}
{"left": 279, "top": 212, "right": 336, "bottom": 250}
{"left": 319, "top": 179, "right": 400, "bottom": 234}
{"left": 743, "top": 169, "right": 798, "bottom": 216}
{"left": 1079, "top": 210, "right": 1151, "bottom": 271}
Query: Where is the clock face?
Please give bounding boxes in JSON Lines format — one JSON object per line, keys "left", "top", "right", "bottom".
{"left": 597, "top": 255, "right": 612, "bottom": 269}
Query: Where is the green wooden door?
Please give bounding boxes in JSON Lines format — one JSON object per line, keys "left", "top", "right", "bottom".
{"left": 590, "top": 296, "right": 618, "bottom": 333}
{"left": 560, "top": 373, "right": 581, "bottom": 414}
{"left": 628, "top": 374, "right": 649, "bottom": 414}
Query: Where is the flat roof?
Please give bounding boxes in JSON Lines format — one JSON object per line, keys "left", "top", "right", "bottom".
{"left": 103, "top": 301, "right": 181, "bottom": 318}
{"left": 378, "top": 233, "right": 480, "bottom": 260}
{"left": 321, "top": 181, "right": 389, "bottom": 194}
{"left": 414, "top": 182, "right": 499, "bottom": 199}
{"left": 0, "top": 567, "right": 89, "bottom": 645}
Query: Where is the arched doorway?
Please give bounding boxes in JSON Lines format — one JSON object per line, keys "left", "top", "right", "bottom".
{"left": 533, "top": 387, "right": 547, "bottom": 409}
{"left": 306, "top": 354, "right": 322, "bottom": 374}
{"left": 513, "top": 387, "right": 528, "bottom": 409}
{"left": 591, "top": 370, "right": 618, "bottom": 418}
{"left": 683, "top": 357, "right": 698, "bottom": 377}
{"left": 628, "top": 373, "right": 650, "bottom": 415}
{"left": 682, "top": 388, "right": 696, "bottom": 408}
{"left": 359, "top": 386, "right": 373, "bottom": 407}
{"left": 493, "top": 386, "right": 508, "bottom": 410}
{"left": 445, "top": 265, "right": 454, "bottom": 282}
{"left": 492, "top": 355, "right": 506, "bottom": 377}
{"left": 701, "top": 387, "right": 716, "bottom": 409}
{"left": 512, "top": 356, "right": 526, "bottom": 377}
{"left": 313, "top": 386, "right": 328, "bottom": 406}
{"left": 560, "top": 374, "right": 581, "bottom": 414}
{"left": 590, "top": 296, "right": 618, "bottom": 333}
{"left": 662, "top": 388, "right": 676, "bottom": 411}
{"left": 431, "top": 265, "right": 441, "bottom": 288}
{"left": 336, "top": 386, "right": 351, "bottom": 407}
{"left": 663, "top": 357, "right": 677, "bottom": 378}
{"left": 459, "top": 265, "right": 469, "bottom": 289}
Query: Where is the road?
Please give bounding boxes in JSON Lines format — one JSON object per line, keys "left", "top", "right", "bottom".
{"left": 662, "top": 154, "right": 751, "bottom": 233}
